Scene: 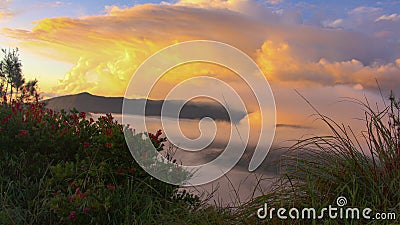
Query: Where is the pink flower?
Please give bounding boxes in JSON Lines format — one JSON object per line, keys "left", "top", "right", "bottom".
{"left": 75, "top": 188, "right": 81, "bottom": 195}
{"left": 83, "top": 207, "right": 91, "bottom": 213}
{"left": 106, "top": 184, "right": 115, "bottom": 191}
{"left": 68, "top": 211, "right": 76, "bottom": 220}
{"left": 80, "top": 192, "right": 87, "bottom": 198}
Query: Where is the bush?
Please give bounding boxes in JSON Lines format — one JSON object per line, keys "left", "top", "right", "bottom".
{"left": 0, "top": 99, "right": 201, "bottom": 224}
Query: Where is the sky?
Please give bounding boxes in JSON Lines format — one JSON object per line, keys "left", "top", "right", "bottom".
{"left": 1, "top": 0, "right": 400, "bottom": 129}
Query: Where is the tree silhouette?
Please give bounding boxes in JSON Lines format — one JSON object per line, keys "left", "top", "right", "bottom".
{"left": 25, "top": 79, "right": 38, "bottom": 97}
{"left": 0, "top": 48, "right": 39, "bottom": 103}
{"left": 22, "top": 79, "right": 39, "bottom": 102}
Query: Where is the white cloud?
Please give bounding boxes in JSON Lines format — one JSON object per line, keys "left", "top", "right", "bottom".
{"left": 350, "top": 6, "right": 381, "bottom": 15}
{"left": 375, "top": 13, "right": 400, "bottom": 22}
{"left": 265, "top": 0, "right": 283, "bottom": 5}
{"left": 175, "top": 0, "right": 284, "bottom": 22}
{"left": 322, "top": 18, "right": 343, "bottom": 28}
{"left": 36, "top": 1, "right": 70, "bottom": 8}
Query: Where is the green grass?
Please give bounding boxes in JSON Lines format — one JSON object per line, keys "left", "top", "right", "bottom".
{"left": 238, "top": 92, "right": 400, "bottom": 224}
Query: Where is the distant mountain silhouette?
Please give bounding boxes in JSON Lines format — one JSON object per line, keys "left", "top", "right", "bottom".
{"left": 44, "top": 92, "right": 246, "bottom": 122}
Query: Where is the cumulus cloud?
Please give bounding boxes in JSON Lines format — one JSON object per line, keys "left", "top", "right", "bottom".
{"left": 256, "top": 39, "right": 400, "bottom": 91}
{"left": 2, "top": 2, "right": 400, "bottom": 97}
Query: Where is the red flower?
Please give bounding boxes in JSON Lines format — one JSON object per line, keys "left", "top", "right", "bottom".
{"left": 80, "top": 112, "right": 86, "bottom": 119}
{"left": 83, "top": 207, "right": 91, "bottom": 213}
{"left": 69, "top": 195, "right": 76, "bottom": 202}
{"left": 106, "top": 128, "right": 113, "bottom": 137}
{"left": 47, "top": 108, "right": 54, "bottom": 115}
{"left": 106, "top": 113, "right": 113, "bottom": 121}
{"left": 116, "top": 168, "right": 124, "bottom": 174}
{"left": 68, "top": 211, "right": 77, "bottom": 220}
{"left": 1, "top": 114, "right": 12, "bottom": 124}
{"left": 69, "top": 182, "right": 76, "bottom": 187}
{"left": 54, "top": 190, "right": 61, "bottom": 196}
{"left": 16, "top": 130, "right": 29, "bottom": 138}
{"left": 16, "top": 102, "right": 21, "bottom": 110}
{"left": 105, "top": 143, "right": 112, "bottom": 148}
{"left": 83, "top": 141, "right": 90, "bottom": 148}
{"left": 106, "top": 184, "right": 115, "bottom": 190}
{"left": 129, "top": 168, "right": 136, "bottom": 173}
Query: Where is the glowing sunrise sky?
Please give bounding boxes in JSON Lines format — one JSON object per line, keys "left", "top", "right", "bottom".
{"left": 1, "top": 0, "right": 400, "bottom": 128}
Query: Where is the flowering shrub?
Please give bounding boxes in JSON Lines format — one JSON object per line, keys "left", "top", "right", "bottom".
{"left": 0, "top": 99, "right": 199, "bottom": 224}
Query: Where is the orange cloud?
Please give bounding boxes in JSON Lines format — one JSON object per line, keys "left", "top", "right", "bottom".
{"left": 2, "top": 2, "right": 400, "bottom": 98}
{"left": 256, "top": 39, "right": 400, "bottom": 91}
{"left": 3, "top": 4, "right": 271, "bottom": 96}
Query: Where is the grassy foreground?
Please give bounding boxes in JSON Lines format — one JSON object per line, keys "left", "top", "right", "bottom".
{"left": 0, "top": 95, "right": 399, "bottom": 224}
{"left": 238, "top": 94, "right": 400, "bottom": 224}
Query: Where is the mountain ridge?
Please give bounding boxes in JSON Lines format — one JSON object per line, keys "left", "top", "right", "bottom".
{"left": 44, "top": 92, "right": 246, "bottom": 122}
